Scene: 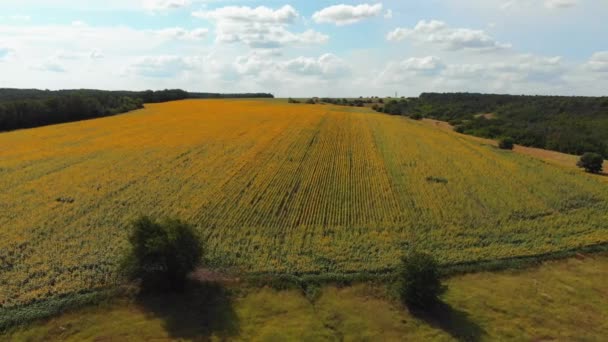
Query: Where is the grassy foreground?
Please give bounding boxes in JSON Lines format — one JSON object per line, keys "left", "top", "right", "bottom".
{"left": 5, "top": 254, "right": 607, "bottom": 341}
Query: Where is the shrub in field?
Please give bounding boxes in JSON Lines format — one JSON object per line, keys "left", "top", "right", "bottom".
{"left": 122, "top": 216, "right": 203, "bottom": 292}
{"left": 399, "top": 252, "right": 445, "bottom": 309}
{"left": 577, "top": 152, "right": 604, "bottom": 174}
{"left": 498, "top": 137, "right": 515, "bottom": 150}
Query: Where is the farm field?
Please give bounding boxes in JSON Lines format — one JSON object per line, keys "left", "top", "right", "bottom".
{"left": 1, "top": 99, "right": 608, "bottom": 311}
{"left": 4, "top": 254, "right": 607, "bottom": 341}
{"left": 422, "top": 118, "right": 608, "bottom": 179}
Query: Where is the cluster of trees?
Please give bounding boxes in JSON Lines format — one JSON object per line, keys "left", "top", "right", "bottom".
{"left": 290, "top": 97, "right": 376, "bottom": 107}
{"left": 0, "top": 89, "right": 274, "bottom": 132}
{"left": 375, "top": 93, "right": 608, "bottom": 158}
{"left": 0, "top": 92, "right": 144, "bottom": 132}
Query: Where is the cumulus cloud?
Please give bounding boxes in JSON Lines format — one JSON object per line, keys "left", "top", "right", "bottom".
{"left": 378, "top": 56, "right": 445, "bottom": 83}
{"left": 193, "top": 5, "right": 328, "bottom": 49}
{"left": 233, "top": 52, "right": 350, "bottom": 80}
{"left": 500, "top": 0, "right": 579, "bottom": 10}
{"left": 155, "top": 27, "right": 209, "bottom": 40}
{"left": 312, "top": 3, "right": 383, "bottom": 26}
{"left": 32, "top": 60, "right": 67, "bottom": 73}
{"left": 443, "top": 54, "right": 564, "bottom": 82}
{"left": 586, "top": 52, "right": 608, "bottom": 73}
{"left": 544, "top": 0, "right": 578, "bottom": 8}
{"left": 384, "top": 9, "right": 393, "bottom": 19}
{"left": 387, "top": 20, "right": 511, "bottom": 52}
{"left": 193, "top": 5, "right": 298, "bottom": 23}
{"left": 142, "top": 0, "right": 190, "bottom": 11}
{"left": 283, "top": 54, "right": 350, "bottom": 77}
{"left": 376, "top": 53, "right": 566, "bottom": 92}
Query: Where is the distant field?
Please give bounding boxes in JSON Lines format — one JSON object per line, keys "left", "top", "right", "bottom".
{"left": 5, "top": 255, "right": 607, "bottom": 341}
{"left": 1, "top": 99, "right": 608, "bottom": 310}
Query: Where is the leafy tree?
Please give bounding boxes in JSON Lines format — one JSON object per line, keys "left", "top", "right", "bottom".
{"left": 577, "top": 152, "right": 604, "bottom": 173}
{"left": 123, "top": 216, "right": 203, "bottom": 292}
{"left": 498, "top": 137, "right": 515, "bottom": 150}
{"left": 399, "top": 252, "right": 446, "bottom": 309}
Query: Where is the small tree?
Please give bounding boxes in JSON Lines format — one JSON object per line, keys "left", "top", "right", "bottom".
{"left": 410, "top": 113, "right": 423, "bottom": 120}
{"left": 577, "top": 152, "right": 604, "bottom": 174}
{"left": 123, "top": 216, "right": 203, "bottom": 292}
{"left": 498, "top": 137, "right": 515, "bottom": 150}
{"left": 399, "top": 252, "right": 445, "bottom": 309}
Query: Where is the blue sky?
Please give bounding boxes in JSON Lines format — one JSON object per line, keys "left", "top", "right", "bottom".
{"left": 0, "top": 0, "right": 607, "bottom": 96}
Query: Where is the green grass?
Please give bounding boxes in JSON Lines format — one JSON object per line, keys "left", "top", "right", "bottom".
{"left": 5, "top": 254, "right": 607, "bottom": 341}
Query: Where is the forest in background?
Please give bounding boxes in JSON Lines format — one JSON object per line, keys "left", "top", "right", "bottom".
{"left": 380, "top": 93, "right": 608, "bottom": 158}
{"left": 0, "top": 89, "right": 273, "bottom": 132}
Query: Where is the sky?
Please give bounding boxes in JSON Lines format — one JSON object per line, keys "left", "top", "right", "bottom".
{"left": 0, "top": 0, "right": 607, "bottom": 97}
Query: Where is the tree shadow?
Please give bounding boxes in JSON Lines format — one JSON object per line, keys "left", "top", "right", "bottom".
{"left": 410, "top": 301, "right": 485, "bottom": 342}
{"left": 137, "top": 281, "right": 240, "bottom": 340}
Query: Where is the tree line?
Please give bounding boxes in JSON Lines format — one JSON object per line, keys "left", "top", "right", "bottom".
{"left": 0, "top": 89, "right": 273, "bottom": 132}
{"left": 377, "top": 93, "right": 608, "bottom": 158}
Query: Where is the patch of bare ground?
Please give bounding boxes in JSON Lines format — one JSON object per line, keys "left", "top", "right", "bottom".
{"left": 474, "top": 113, "right": 497, "bottom": 119}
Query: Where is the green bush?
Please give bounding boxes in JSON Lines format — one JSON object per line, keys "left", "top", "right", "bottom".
{"left": 498, "top": 137, "right": 515, "bottom": 150}
{"left": 398, "top": 252, "right": 445, "bottom": 309}
{"left": 577, "top": 152, "right": 604, "bottom": 173}
{"left": 122, "top": 216, "right": 203, "bottom": 292}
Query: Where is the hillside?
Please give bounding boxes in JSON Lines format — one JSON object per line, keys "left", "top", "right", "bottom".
{"left": 1, "top": 99, "right": 607, "bottom": 312}
{"left": 380, "top": 93, "right": 608, "bottom": 158}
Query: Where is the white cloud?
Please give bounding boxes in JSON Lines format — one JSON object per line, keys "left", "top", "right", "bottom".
{"left": 312, "top": 3, "right": 383, "bottom": 26}
{"left": 442, "top": 54, "right": 564, "bottom": 83}
{"left": 375, "top": 53, "right": 568, "bottom": 94}
{"left": 384, "top": 9, "right": 393, "bottom": 19}
{"left": 90, "top": 49, "right": 104, "bottom": 59}
{"left": 283, "top": 54, "right": 350, "bottom": 78}
{"left": 155, "top": 27, "right": 209, "bottom": 40}
{"left": 500, "top": 0, "right": 579, "bottom": 10}
{"left": 544, "top": 0, "right": 578, "bottom": 8}
{"left": 232, "top": 52, "right": 350, "bottom": 82}
{"left": 142, "top": 0, "right": 190, "bottom": 11}
{"left": 193, "top": 5, "right": 298, "bottom": 23}
{"left": 32, "top": 60, "right": 67, "bottom": 73}
{"left": 8, "top": 15, "right": 31, "bottom": 21}
{"left": 387, "top": 20, "right": 511, "bottom": 52}
{"left": 586, "top": 52, "right": 608, "bottom": 73}
{"left": 193, "top": 5, "right": 327, "bottom": 49}
{"left": 379, "top": 56, "right": 444, "bottom": 83}
{"left": 126, "top": 55, "right": 201, "bottom": 77}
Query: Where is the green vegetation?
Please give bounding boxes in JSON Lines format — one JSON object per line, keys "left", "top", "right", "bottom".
{"left": 122, "top": 216, "right": 203, "bottom": 292}
{"left": 4, "top": 255, "right": 607, "bottom": 341}
{"left": 0, "top": 88, "right": 273, "bottom": 132}
{"left": 498, "top": 137, "right": 515, "bottom": 150}
{"left": 376, "top": 93, "right": 608, "bottom": 158}
{"left": 399, "top": 252, "right": 446, "bottom": 309}
{"left": 577, "top": 152, "right": 604, "bottom": 174}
